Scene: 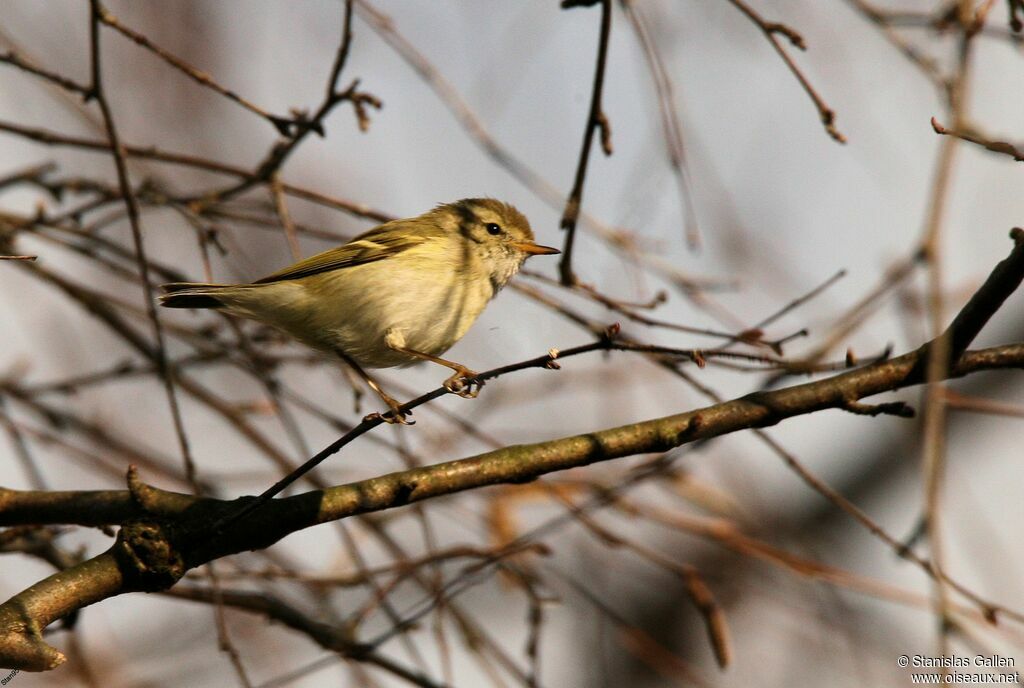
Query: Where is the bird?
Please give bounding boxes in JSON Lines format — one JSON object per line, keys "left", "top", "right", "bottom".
{"left": 159, "top": 198, "right": 559, "bottom": 422}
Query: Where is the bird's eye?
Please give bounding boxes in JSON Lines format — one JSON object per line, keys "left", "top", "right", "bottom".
{"left": 485, "top": 223, "right": 502, "bottom": 236}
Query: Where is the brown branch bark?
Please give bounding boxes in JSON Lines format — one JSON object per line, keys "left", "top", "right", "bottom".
{"left": 0, "top": 118, "right": 393, "bottom": 223}
{"left": 558, "top": 0, "right": 613, "bottom": 285}
{"left": 2, "top": 231, "right": 1023, "bottom": 671}
{"left": 87, "top": 0, "right": 199, "bottom": 492}
{"left": 1, "top": 341, "right": 1022, "bottom": 666}
{"left": 727, "top": 0, "right": 846, "bottom": 142}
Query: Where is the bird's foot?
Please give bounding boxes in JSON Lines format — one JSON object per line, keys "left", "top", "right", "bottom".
{"left": 363, "top": 396, "right": 414, "bottom": 425}
{"left": 364, "top": 409, "right": 414, "bottom": 425}
{"left": 443, "top": 366, "right": 483, "bottom": 399}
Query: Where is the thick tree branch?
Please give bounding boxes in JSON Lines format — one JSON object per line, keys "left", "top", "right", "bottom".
{"left": 2, "top": 231, "right": 1023, "bottom": 671}
{"left": 2, "top": 340, "right": 1023, "bottom": 670}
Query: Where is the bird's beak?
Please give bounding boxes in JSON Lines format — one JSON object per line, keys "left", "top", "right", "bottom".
{"left": 511, "top": 242, "right": 560, "bottom": 256}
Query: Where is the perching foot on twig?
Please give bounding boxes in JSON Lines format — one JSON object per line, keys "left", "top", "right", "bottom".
{"left": 364, "top": 398, "right": 414, "bottom": 425}
{"left": 443, "top": 366, "right": 483, "bottom": 399}
{"left": 358, "top": 378, "right": 413, "bottom": 425}
{"left": 383, "top": 332, "right": 484, "bottom": 399}
{"left": 335, "top": 347, "right": 413, "bottom": 424}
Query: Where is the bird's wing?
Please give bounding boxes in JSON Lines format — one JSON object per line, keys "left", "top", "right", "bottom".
{"left": 253, "top": 227, "right": 428, "bottom": 284}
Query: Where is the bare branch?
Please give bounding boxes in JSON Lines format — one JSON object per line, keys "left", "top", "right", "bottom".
{"left": 727, "top": 0, "right": 846, "bottom": 143}
{"left": 94, "top": 2, "right": 298, "bottom": 136}
{"left": 558, "top": 0, "right": 614, "bottom": 285}
{"left": 86, "top": 0, "right": 198, "bottom": 491}
{"left": 932, "top": 116, "right": 1024, "bottom": 161}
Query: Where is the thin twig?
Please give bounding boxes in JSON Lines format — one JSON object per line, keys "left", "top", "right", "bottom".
{"left": 270, "top": 175, "right": 302, "bottom": 261}
{"left": 558, "top": 0, "right": 614, "bottom": 285}
{"left": 931, "top": 116, "right": 1024, "bottom": 161}
{"left": 199, "top": 1, "right": 381, "bottom": 206}
{"left": 210, "top": 335, "right": 777, "bottom": 534}
{"left": 94, "top": 2, "right": 297, "bottom": 135}
{"left": 752, "top": 269, "right": 847, "bottom": 332}
{"left": 620, "top": 0, "right": 701, "bottom": 248}
{"left": 0, "top": 49, "right": 91, "bottom": 96}
{"left": 86, "top": 0, "right": 199, "bottom": 492}
{"left": 727, "top": 0, "right": 846, "bottom": 143}
{"left": 0, "top": 118, "right": 393, "bottom": 223}
{"left": 919, "top": 19, "right": 977, "bottom": 661}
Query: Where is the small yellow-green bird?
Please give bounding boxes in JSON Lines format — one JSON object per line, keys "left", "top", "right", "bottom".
{"left": 159, "top": 198, "right": 559, "bottom": 422}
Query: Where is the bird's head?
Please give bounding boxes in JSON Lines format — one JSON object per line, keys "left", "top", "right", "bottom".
{"left": 437, "top": 198, "right": 559, "bottom": 290}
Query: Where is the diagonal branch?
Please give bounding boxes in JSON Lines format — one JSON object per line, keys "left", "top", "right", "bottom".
{"left": 932, "top": 116, "right": 1024, "bottom": 162}
{"left": 94, "top": 2, "right": 297, "bottom": 136}
{"left": 198, "top": 1, "right": 381, "bottom": 206}
{"left": 726, "top": 0, "right": 846, "bottom": 143}
{"left": 2, "top": 231, "right": 1023, "bottom": 672}
{"left": 0, "top": 49, "right": 91, "bottom": 96}
{"left": 2, "top": 335, "right": 1023, "bottom": 670}
{"left": 934, "top": 226, "right": 1024, "bottom": 366}
{"left": 165, "top": 586, "right": 447, "bottom": 688}
{"left": 0, "top": 117, "right": 393, "bottom": 222}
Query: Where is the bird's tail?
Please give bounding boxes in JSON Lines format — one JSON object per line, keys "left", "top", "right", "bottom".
{"left": 159, "top": 282, "right": 236, "bottom": 309}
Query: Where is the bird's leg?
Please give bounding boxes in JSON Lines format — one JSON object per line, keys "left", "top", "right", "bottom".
{"left": 383, "top": 332, "right": 481, "bottom": 399}
{"left": 402, "top": 348, "right": 481, "bottom": 398}
{"left": 333, "top": 348, "right": 412, "bottom": 424}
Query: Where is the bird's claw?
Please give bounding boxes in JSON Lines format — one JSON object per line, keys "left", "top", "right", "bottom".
{"left": 444, "top": 368, "right": 482, "bottom": 399}
{"left": 364, "top": 402, "right": 414, "bottom": 425}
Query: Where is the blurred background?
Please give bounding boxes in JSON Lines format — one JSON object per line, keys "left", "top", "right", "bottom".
{"left": 2, "top": 1, "right": 1024, "bottom": 686}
